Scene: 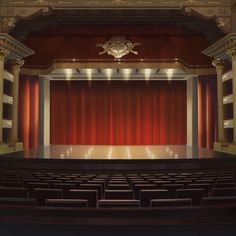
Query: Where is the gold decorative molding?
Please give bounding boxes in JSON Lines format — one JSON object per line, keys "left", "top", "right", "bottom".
{"left": 184, "top": 6, "right": 232, "bottom": 33}
{"left": 0, "top": 48, "right": 10, "bottom": 58}
{"left": 202, "top": 33, "right": 236, "bottom": 60}
{"left": 4, "top": 0, "right": 232, "bottom": 7}
{"left": 20, "top": 58, "right": 215, "bottom": 77}
{"left": 0, "top": 7, "right": 51, "bottom": 33}
{"left": 0, "top": 0, "right": 234, "bottom": 33}
{"left": 0, "top": 33, "right": 34, "bottom": 60}
{"left": 10, "top": 59, "right": 25, "bottom": 71}
{"left": 212, "top": 59, "right": 225, "bottom": 69}
{"left": 227, "top": 48, "right": 236, "bottom": 60}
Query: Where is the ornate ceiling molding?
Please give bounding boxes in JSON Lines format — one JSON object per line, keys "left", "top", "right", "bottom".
{"left": 0, "top": 0, "right": 234, "bottom": 33}
{"left": 202, "top": 33, "right": 236, "bottom": 60}
{"left": 0, "top": 33, "right": 34, "bottom": 60}
{"left": 0, "top": 6, "right": 52, "bottom": 33}
{"left": 184, "top": 6, "right": 232, "bottom": 33}
{"left": 3, "top": 0, "right": 232, "bottom": 7}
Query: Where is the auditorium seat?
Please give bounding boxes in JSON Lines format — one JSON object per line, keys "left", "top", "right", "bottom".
{"left": 176, "top": 188, "right": 205, "bottom": 205}
{"left": 154, "top": 181, "right": 172, "bottom": 188}
{"left": 64, "top": 180, "right": 83, "bottom": 188}
{"left": 107, "top": 184, "right": 130, "bottom": 190}
{"left": 133, "top": 184, "right": 157, "bottom": 199}
{"left": 202, "top": 196, "right": 236, "bottom": 206}
{"left": 98, "top": 200, "right": 140, "bottom": 208}
{"left": 188, "top": 183, "right": 211, "bottom": 196}
{"left": 196, "top": 179, "right": 214, "bottom": 187}
{"left": 211, "top": 187, "right": 236, "bottom": 197}
{"left": 26, "top": 182, "right": 50, "bottom": 197}
{"left": 1, "top": 181, "right": 24, "bottom": 188}
{"left": 45, "top": 199, "right": 88, "bottom": 207}
{"left": 175, "top": 180, "right": 192, "bottom": 188}
{"left": 68, "top": 189, "right": 97, "bottom": 207}
{"left": 80, "top": 184, "right": 103, "bottom": 198}
{"left": 87, "top": 181, "right": 106, "bottom": 192}
{"left": 34, "top": 188, "right": 62, "bottom": 206}
{"left": 140, "top": 189, "right": 169, "bottom": 207}
{"left": 214, "top": 183, "right": 235, "bottom": 188}
{"left": 0, "top": 187, "right": 28, "bottom": 198}
{"left": 130, "top": 180, "right": 148, "bottom": 185}
{"left": 162, "top": 184, "right": 184, "bottom": 198}
{"left": 0, "top": 197, "right": 36, "bottom": 206}
{"left": 52, "top": 183, "right": 77, "bottom": 198}
{"left": 150, "top": 198, "right": 192, "bottom": 207}
{"left": 104, "top": 190, "right": 133, "bottom": 199}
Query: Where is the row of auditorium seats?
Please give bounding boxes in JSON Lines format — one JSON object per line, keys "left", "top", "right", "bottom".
{"left": 0, "top": 170, "right": 236, "bottom": 208}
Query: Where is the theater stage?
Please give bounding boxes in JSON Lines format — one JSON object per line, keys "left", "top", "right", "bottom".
{"left": 24, "top": 145, "right": 216, "bottom": 160}
{"left": 0, "top": 145, "right": 235, "bottom": 172}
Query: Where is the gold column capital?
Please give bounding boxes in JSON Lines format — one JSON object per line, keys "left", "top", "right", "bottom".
{"left": 227, "top": 49, "right": 236, "bottom": 60}
{"left": 212, "top": 59, "right": 225, "bottom": 70}
{"left": 0, "top": 48, "right": 9, "bottom": 58}
{"left": 10, "top": 60, "right": 24, "bottom": 71}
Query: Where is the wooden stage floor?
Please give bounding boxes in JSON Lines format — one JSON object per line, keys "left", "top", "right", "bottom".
{"left": 23, "top": 145, "right": 221, "bottom": 160}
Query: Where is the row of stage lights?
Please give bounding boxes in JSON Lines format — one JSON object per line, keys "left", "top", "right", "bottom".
{"left": 65, "top": 68, "right": 174, "bottom": 81}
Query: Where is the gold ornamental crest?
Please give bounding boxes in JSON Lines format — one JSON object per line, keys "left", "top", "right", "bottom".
{"left": 97, "top": 36, "right": 141, "bottom": 59}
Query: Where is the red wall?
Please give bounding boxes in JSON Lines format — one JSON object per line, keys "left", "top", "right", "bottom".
{"left": 24, "top": 24, "right": 211, "bottom": 67}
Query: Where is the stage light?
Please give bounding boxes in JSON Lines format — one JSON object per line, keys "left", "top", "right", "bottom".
{"left": 167, "top": 69, "right": 174, "bottom": 80}
{"left": 144, "top": 69, "right": 152, "bottom": 81}
{"left": 105, "top": 69, "right": 112, "bottom": 81}
{"left": 65, "top": 69, "right": 73, "bottom": 80}
{"left": 60, "top": 153, "right": 65, "bottom": 159}
{"left": 86, "top": 69, "right": 93, "bottom": 80}
{"left": 123, "top": 68, "right": 131, "bottom": 80}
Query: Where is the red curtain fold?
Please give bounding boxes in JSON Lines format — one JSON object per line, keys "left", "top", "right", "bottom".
{"left": 198, "top": 76, "right": 217, "bottom": 149}
{"left": 18, "top": 76, "right": 39, "bottom": 151}
{"left": 50, "top": 81, "right": 187, "bottom": 145}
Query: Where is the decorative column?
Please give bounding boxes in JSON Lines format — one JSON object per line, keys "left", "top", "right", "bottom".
{"left": 9, "top": 60, "right": 24, "bottom": 143}
{"left": 39, "top": 76, "right": 50, "bottom": 146}
{"left": 228, "top": 49, "right": 236, "bottom": 142}
{"left": 187, "top": 76, "right": 198, "bottom": 148}
{"left": 0, "top": 49, "right": 9, "bottom": 143}
{"left": 213, "top": 59, "right": 225, "bottom": 143}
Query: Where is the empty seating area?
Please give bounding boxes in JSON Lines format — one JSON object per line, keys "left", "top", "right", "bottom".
{"left": 0, "top": 170, "right": 236, "bottom": 208}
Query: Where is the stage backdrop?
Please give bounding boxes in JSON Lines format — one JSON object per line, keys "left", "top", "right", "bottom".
{"left": 50, "top": 81, "right": 187, "bottom": 145}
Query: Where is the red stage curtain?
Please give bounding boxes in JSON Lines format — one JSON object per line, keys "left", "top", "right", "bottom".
{"left": 50, "top": 81, "right": 187, "bottom": 145}
{"left": 198, "top": 76, "right": 217, "bottom": 149}
{"left": 18, "top": 76, "right": 39, "bottom": 151}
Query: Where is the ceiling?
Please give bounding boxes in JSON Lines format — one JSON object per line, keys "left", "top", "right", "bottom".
{"left": 12, "top": 8, "right": 222, "bottom": 43}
